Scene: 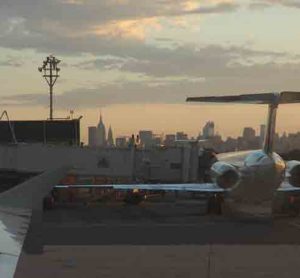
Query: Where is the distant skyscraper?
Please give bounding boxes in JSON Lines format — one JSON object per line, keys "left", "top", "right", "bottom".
{"left": 97, "top": 112, "right": 106, "bottom": 147}
{"left": 107, "top": 125, "right": 114, "bottom": 146}
{"left": 243, "top": 127, "right": 256, "bottom": 139}
{"left": 116, "top": 137, "right": 127, "bottom": 148}
{"left": 164, "top": 134, "right": 176, "bottom": 146}
{"left": 139, "top": 130, "right": 153, "bottom": 148}
{"left": 202, "top": 121, "right": 215, "bottom": 139}
{"left": 176, "top": 132, "right": 188, "bottom": 141}
{"left": 260, "top": 124, "right": 266, "bottom": 147}
{"left": 153, "top": 136, "right": 162, "bottom": 146}
{"left": 88, "top": 126, "right": 97, "bottom": 147}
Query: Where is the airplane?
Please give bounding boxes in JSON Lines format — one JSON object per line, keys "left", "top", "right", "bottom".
{"left": 0, "top": 166, "right": 69, "bottom": 278}
{"left": 55, "top": 91, "right": 300, "bottom": 219}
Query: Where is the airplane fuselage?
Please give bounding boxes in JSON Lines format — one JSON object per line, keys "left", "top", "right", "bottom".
{"left": 219, "top": 150, "right": 286, "bottom": 217}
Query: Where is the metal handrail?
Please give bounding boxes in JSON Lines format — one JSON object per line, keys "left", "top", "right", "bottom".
{"left": 0, "top": 111, "right": 17, "bottom": 144}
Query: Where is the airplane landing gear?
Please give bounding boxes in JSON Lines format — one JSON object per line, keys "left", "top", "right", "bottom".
{"left": 124, "top": 192, "right": 144, "bottom": 205}
{"left": 207, "top": 194, "right": 223, "bottom": 215}
{"left": 43, "top": 195, "right": 55, "bottom": 210}
{"left": 286, "top": 195, "right": 300, "bottom": 217}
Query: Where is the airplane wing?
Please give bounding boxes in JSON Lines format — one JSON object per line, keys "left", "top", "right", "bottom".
{"left": 0, "top": 166, "right": 69, "bottom": 278}
{"left": 112, "top": 183, "right": 225, "bottom": 192}
{"left": 55, "top": 183, "right": 226, "bottom": 193}
{"left": 57, "top": 181, "right": 300, "bottom": 193}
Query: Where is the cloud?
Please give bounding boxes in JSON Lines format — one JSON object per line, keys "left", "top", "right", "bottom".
{"left": 249, "top": 0, "right": 300, "bottom": 9}
{"left": 67, "top": 44, "right": 297, "bottom": 79}
{"left": 248, "top": 2, "right": 271, "bottom": 10}
{"left": 1, "top": 78, "right": 199, "bottom": 108}
{"left": 2, "top": 0, "right": 300, "bottom": 111}
{"left": 0, "top": 55, "right": 24, "bottom": 67}
{"left": 184, "top": 1, "right": 238, "bottom": 14}
{"left": 0, "top": 1, "right": 239, "bottom": 53}
{"left": 92, "top": 18, "right": 161, "bottom": 41}
{"left": 3, "top": 54, "right": 300, "bottom": 109}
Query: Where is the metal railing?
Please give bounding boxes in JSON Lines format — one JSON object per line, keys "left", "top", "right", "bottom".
{"left": 0, "top": 111, "right": 17, "bottom": 144}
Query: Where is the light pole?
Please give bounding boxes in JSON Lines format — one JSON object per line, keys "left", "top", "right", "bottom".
{"left": 38, "top": 55, "right": 61, "bottom": 120}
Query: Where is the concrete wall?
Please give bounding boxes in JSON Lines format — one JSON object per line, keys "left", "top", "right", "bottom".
{"left": 135, "top": 147, "right": 183, "bottom": 182}
{"left": 0, "top": 144, "right": 201, "bottom": 183}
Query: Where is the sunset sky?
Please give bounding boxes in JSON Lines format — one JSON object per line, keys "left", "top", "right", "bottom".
{"left": 1, "top": 0, "right": 300, "bottom": 143}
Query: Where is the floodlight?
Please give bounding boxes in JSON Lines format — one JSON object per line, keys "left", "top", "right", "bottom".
{"left": 38, "top": 55, "right": 61, "bottom": 120}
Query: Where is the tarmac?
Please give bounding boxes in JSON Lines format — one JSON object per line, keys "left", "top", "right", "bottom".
{"left": 15, "top": 199, "right": 300, "bottom": 277}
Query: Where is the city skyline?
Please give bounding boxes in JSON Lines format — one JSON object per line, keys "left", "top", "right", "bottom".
{"left": 83, "top": 104, "right": 298, "bottom": 144}
{"left": 87, "top": 111, "right": 300, "bottom": 150}
{"left": 86, "top": 112, "right": 300, "bottom": 154}
{"left": 4, "top": 102, "right": 299, "bottom": 144}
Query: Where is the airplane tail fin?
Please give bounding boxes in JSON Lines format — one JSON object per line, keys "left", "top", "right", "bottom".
{"left": 187, "top": 91, "right": 300, "bottom": 154}
{"left": 186, "top": 91, "right": 300, "bottom": 105}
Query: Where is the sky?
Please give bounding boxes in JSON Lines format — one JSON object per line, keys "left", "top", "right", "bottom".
{"left": 1, "top": 0, "right": 300, "bottom": 143}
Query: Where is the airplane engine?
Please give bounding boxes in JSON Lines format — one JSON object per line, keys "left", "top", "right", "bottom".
{"left": 210, "top": 162, "right": 240, "bottom": 189}
{"left": 286, "top": 161, "right": 300, "bottom": 187}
